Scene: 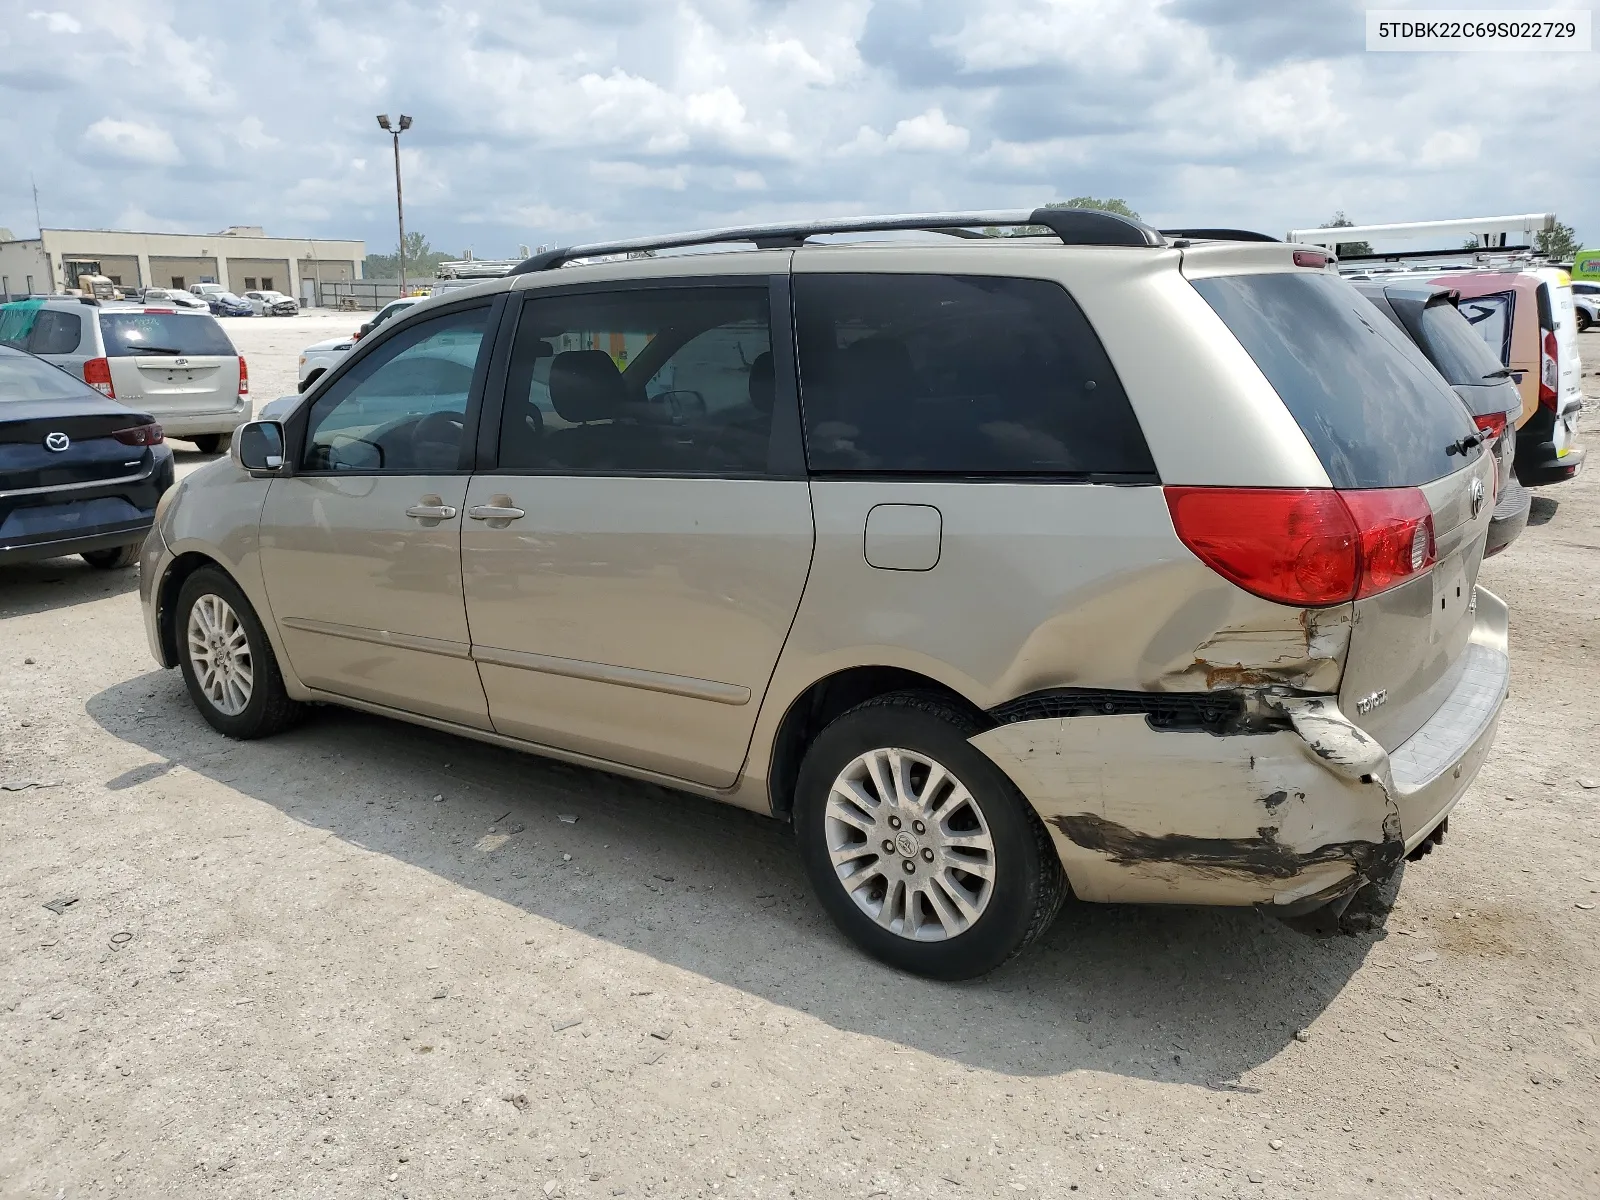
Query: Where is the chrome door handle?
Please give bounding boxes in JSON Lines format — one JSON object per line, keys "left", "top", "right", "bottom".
{"left": 406, "top": 499, "right": 458, "bottom": 521}
{"left": 467, "top": 497, "right": 525, "bottom": 523}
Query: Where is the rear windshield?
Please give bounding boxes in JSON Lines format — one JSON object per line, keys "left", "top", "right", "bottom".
{"left": 1416, "top": 299, "right": 1507, "bottom": 387}
{"left": 99, "top": 312, "right": 236, "bottom": 357}
{"left": 0, "top": 354, "right": 95, "bottom": 402}
{"left": 1192, "top": 272, "right": 1478, "bottom": 488}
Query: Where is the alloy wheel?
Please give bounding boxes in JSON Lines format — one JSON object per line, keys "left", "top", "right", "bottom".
{"left": 185, "top": 593, "right": 254, "bottom": 716}
{"left": 823, "top": 746, "right": 996, "bottom": 941}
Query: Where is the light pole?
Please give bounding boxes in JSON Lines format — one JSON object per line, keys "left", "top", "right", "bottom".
{"left": 376, "top": 113, "right": 412, "bottom": 297}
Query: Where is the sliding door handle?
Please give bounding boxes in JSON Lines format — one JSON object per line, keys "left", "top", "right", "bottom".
{"left": 467, "top": 494, "right": 525, "bottom": 525}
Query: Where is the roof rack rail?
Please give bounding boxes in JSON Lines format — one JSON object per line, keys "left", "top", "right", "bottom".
{"left": 510, "top": 208, "right": 1166, "bottom": 274}
{"left": 1333, "top": 245, "right": 1538, "bottom": 264}
{"left": 1161, "top": 228, "right": 1279, "bottom": 243}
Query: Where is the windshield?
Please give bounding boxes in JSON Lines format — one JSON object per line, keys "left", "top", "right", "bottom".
{"left": 99, "top": 312, "right": 237, "bottom": 357}
{"left": 1192, "top": 271, "right": 1479, "bottom": 488}
{"left": 0, "top": 353, "right": 97, "bottom": 401}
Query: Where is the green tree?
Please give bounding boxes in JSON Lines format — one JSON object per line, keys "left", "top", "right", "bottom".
{"left": 363, "top": 231, "right": 452, "bottom": 280}
{"left": 1318, "top": 211, "right": 1372, "bottom": 258}
{"left": 988, "top": 197, "right": 1143, "bottom": 237}
{"left": 1536, "top": 220, "right": 1580, "bottom": 261}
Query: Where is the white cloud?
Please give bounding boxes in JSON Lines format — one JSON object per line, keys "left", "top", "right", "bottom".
{"left": 82, "top": 118, "right": 182, "bottom": 166}
{"left": 590, "top": 160, "right": 689, "bottom": 191}
{"left": 886, "top": 107, "right": 969, "bottom": 153}
{"left": 1419, "top": 128, "right": 1481, "bottom": 169}
{"left": 0, "top": 1, "right": 1590, "bottom": 260}
{"left": 28, "top": 10, "right": 81, "bottom": 34}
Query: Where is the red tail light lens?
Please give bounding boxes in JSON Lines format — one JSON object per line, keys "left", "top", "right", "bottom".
{"left": 143, "top": 307, "right": 175, "bottom": 314}
{"left": 1165, "top": 486, "right": 1436, "bottom": 607}
{"left": 1472, "top": 411, "right": 1507, "bottom": 441}
{"left": 1538, "top": 329, "right": 1559, "bottom": 410}
{"left": 238, "top": 355, "right": 249, "bottom": 395}
{"left": 112, "top": 422, "right": 164, "bottom": 446}
{"left": 1293, "top": 250, "right": 1329, "bottom": 268}
{"left": 1340, "top": 488, "right": 1436, "bottom": 597}
{"left": 83, "top": 357, "right": 114, "bottom": 397}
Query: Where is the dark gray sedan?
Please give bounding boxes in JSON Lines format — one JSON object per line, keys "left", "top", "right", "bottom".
{"left": 0, "top": 345, "right": 175, "bottom": 568}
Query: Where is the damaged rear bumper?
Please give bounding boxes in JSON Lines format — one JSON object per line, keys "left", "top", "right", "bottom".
{"left": 969, "top": 588, "right": 1509, "bottom": 911}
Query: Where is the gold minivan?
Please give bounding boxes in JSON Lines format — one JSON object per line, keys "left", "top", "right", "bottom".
{"left": 139, "top": 211, "right": 1508, "bottom": 978}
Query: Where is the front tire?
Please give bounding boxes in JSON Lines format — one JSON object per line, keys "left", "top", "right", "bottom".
{"left": 175, "top": 567, "right": 304, "bottom": 739}
{"left": 82, "top": 543, "right": 140, "bottom": 570}
{"left": 794, "top": 692, "right": 1066, "bottom": 980}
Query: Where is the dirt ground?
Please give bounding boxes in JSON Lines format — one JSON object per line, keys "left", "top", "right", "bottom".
{"left": 1, "top": 323, "right": 1597, "bottom": 1199}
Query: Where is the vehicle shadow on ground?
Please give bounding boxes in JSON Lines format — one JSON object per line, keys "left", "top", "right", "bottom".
{"left": 87, "top": 670, "right": 1383, "bottom": 1086}
{"left": 1526, "top": 494, "right": 1559, "bottom": 527}
{"left": 0, "top": 557, "right": 139, "bottom": 619}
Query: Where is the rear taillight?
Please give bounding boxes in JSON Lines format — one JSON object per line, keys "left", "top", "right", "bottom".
{"left": 1539, "top": 329, "right": 1559, "bottom": 410}
{"left": 83, "top": 357, "right": 114, "bottom": 397}
{"left": 1293, "top": 250, "right": 1329, "bottom": 268}
{"left": 238, "top": 356, "right": 249, "bottom": 395}
{"left": 112, "top": 422, "right": 164, "bottom": 446}
{"left": 144, "top": 307, "right": 175, "bottom": 314}
{"left": 1165, "top": 486, "right": 1435, "bottom": 607}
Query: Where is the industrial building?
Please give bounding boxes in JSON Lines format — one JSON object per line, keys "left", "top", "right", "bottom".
{"left": 0, "top": 226, "right": 365, "bottom": 304}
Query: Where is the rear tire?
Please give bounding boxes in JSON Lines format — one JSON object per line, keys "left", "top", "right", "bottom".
{"left": 175, "top": 566, "right": 304, "bottom": 739}
{"left": 81, "top": 543, "right": 140, "bottom": 570}
{"left": 1578, "top": 309, "right": 1593, "bottom": 333}
{"left": 794, "top": 691, "right": 1066, "bottom": 980}
{"left": 189, "top": 434, "right": 226, "bottom": 454}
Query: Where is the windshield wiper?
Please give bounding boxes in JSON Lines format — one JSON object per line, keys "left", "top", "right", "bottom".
{"left": 129, "top": 346, "right": 185, "bottom": 356}
{"left": 1481, "top": 366, "right": 1514, "bottom": 379}
{"left": 1446, "top": 430, "right": 1488, "bottom": 456}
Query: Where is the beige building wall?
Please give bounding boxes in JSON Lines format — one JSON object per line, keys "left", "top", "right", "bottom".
{"left": 148, "top": 256, "right": 220, "bottom": 289}
{"left": 25, "top": 228, "right": 366, "bottom": 299}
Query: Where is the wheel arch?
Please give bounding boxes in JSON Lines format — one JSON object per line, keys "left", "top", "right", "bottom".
{"left": 763, "top": 665, "right": 992, "bottom": 822}
{"left": 155, "top": 550, "right": 229, "bottom": 666}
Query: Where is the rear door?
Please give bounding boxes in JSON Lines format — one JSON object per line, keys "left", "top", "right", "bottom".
{"left": 1191, "top": 270, "right": 1493, "bottom": 751}
{"left": 460, "top": 276, "right": 813, "bottom": 787}
{"left": 99, "top": 311, "right": 240, "bottom": 416}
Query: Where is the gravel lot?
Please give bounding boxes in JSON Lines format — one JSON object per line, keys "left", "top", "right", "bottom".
{"left": 2, "top": 323, "right": 1597, "bottom": 1199}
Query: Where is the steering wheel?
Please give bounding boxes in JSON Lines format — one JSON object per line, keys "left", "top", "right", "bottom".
{"left": 408, "top": 409, "right": 466, "bottom": 469}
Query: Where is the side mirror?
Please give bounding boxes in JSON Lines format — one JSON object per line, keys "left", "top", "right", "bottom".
{"left": 233, "top": 420, "right": 286, "bottom": 474}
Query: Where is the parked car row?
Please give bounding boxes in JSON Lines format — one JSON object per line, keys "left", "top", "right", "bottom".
{"left": 1343, "top": 262, "right": 1586, "bottom": 487}
{"left": 186, "top": 282, "right": 300, "bottom": 317}
{"left": 128, "top": 212, "right": 1519, "bottom": 978}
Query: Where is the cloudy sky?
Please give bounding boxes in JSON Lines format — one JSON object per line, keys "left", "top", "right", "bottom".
{"left": 0, "top": 0, "right": 1594, "bottom": 258}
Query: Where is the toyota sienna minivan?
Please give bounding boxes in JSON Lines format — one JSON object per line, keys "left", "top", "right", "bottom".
{"left": 138, "top": 210, "right": 1508, "bottom": 979}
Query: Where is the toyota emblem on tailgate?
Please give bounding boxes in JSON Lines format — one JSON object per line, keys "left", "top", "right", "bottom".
{"left": 44, "top": 431, "right": 70, "bottom": 452}
{"left": 1468, "top": 476, "right": 1485, "bottom": 519}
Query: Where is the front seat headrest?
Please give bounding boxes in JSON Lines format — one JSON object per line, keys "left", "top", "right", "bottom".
{"left": 548, "top": 349, "right": 624, "bottom": 423}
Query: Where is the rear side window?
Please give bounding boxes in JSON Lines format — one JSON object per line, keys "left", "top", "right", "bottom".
{"left": 99, "top": 312, "right": 236, "bottom": 357}
{"left": 794, "top": 274, "right": 1155, "bottom": 478}
{"left": 1192, "top": 272, "right": 1477, "bottom": 488}
{"left": 27, "top": 309, "right": 83, "bottom": 354}
{"left": 1416, "top": 300, "right": 1505, "bottom": 387}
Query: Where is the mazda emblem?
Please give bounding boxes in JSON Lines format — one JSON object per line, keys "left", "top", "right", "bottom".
{"left": 44, "top": 431, "right": 70, "bottom": 453}
{"left": 1468, "top": 476, "right": 1485, "bottom": 519}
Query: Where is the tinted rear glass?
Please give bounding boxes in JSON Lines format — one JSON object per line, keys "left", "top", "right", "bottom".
{"left": 1415, "top": 299, "right": 1507, "bottom": 387}
{"left": 28, "top": 308, "right": 83, "bottom": 354}
{"left": 0, "top": 353, "right": 94, "bottom": 402}
{"left": 99, "top": 312, "right": 235, "bottom": 357}
{"left": 794, "top": 274, "right": 1155, "bottom": 477}
{"left": 1192, "top": 272, "right": 1477, "bottom": 488}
